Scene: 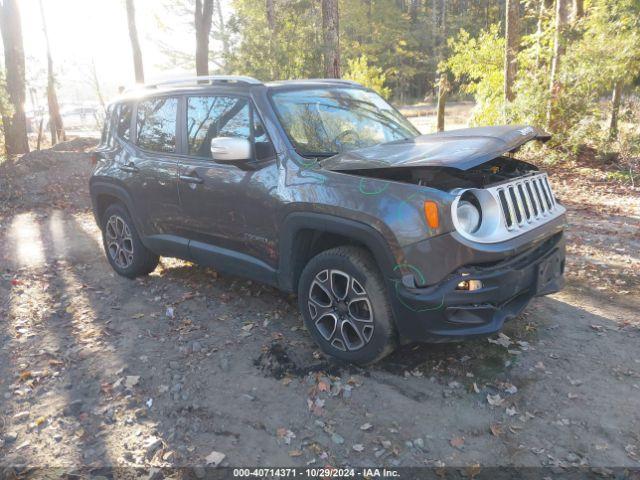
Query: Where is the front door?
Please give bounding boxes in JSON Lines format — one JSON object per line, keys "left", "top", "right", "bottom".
{"left": 176, "top": 94, "right": 279, "bottom": 278}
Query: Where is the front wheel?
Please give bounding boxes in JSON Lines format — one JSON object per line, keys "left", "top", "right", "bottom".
{"left": 101, "top": 203, "right": 159, "bottom": 278}
{"left": 298, "top": 246, "right": 397, "bottom": 365}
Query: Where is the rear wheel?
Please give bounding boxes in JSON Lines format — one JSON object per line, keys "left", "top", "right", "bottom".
{"left": 298, "top": 246, "right": 397, "bottom": 365}
{"left": 101, "top": 203, "right": 159, "bottom": 278}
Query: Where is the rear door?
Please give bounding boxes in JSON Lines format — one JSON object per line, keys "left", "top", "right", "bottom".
{"left": 125, "top": 95, "right": 185, "bottom": 255}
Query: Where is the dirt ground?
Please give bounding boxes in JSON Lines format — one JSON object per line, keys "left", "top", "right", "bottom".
{"left": 0, "top": 136, "right": 639, "bottom": 474}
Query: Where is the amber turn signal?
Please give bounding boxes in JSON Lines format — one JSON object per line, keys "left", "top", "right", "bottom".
{"left": 424, "top": 201, "right": 439, "bottom": 229}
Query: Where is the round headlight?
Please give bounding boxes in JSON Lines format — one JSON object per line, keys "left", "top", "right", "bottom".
{"left": 457, "top": 200, "right": 481, "bottom": 234}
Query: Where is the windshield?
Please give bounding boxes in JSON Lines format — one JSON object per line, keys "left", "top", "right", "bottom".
{"left": 270, "top": 87, "right": 419, "bottom": 157}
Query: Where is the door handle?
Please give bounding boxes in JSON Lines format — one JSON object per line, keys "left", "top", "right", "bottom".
{"left": 119, "top": 163, "right": 139, "bottom": 173}
{"left": 179, "top": 174, "right": 204, "bottom": 184}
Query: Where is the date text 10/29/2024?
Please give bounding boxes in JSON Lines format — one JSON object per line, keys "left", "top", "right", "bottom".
{"left": 233, "top": 468, "right": 400, "bottom": 478}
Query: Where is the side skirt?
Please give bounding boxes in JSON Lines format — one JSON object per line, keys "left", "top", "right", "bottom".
{"left": 144, "top": 234, "right": 278, "bottom": 288}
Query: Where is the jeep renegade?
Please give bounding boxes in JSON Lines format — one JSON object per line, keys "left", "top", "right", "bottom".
{"left": 90, "top": 76, "right": 566, "bottom": 364}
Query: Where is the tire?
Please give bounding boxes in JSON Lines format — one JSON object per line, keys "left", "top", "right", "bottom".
{"left": 101, "top": 203, "right": 159, "bottom": 278}
{"left": 298, "top": 246, "right": 397, "bottom": 365}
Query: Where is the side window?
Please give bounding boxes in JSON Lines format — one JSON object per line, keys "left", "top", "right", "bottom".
{"left": 136, "top": 97, "right": 178, "bottom": 153}
{"left": 116, "top": 103, "right": 132, "bottom": 141}
{"left": 101, "top": 105, "right": 113, "bottom": 145}
{"left": 186, "top": 95, "right": 274, "bottom": 160}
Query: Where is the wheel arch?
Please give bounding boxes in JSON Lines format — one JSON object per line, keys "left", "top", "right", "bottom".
{"left": 278, "top": 212, "right": 399, "bottom": 293}
{"left": 90, "top": 181, "right": 142, "bottom": 233}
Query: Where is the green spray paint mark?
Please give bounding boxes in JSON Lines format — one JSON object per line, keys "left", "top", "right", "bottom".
{"left": 392, "top": 280, "right": 445, "bottom": 312}
{"left": 393, "top": 263, "right": 426, "bottom": 286}
{"left": 358, "top": 178, "right": 390, "bottom": 196}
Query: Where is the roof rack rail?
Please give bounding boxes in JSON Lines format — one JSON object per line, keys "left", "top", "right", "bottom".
{"left": 286, "top": 78, "right": 362, "bottom": 86}
{"left": 123, "top": 75, "right": 262, "bottom": 93}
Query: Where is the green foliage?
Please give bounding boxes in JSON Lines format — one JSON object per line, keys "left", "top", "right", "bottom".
{"left": 343, "top": 55, "right": 391, "bottom": 98}
{"left": 227, "top": 0, "right": 324, "bottom": 80}
{"left": 440, "top": 0, "right": 640, "bottom": 166}
{"left": 443, "top": 25, "right": 505, "bottom": 125}
{"left": 226, "top": 0, "right": 505, "bottom": 101}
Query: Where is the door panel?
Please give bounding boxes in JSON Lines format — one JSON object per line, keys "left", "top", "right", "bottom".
{"left": 125, "top": 96, "right": 184, "bottom": 255}
{"left": 176, "top": 94, "right": 279, "bottom": 270}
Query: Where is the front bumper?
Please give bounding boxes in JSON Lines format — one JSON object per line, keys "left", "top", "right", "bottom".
{"left": 390, "top": 232, "right": 565, "bottom": 343}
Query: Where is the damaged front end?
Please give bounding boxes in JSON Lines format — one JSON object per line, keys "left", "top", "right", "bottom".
{"left": 321, "top": 125, "right": 565, "bottom": 244}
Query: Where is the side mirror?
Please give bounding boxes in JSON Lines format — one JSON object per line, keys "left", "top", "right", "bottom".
{"left": 210, "top": 136, "right": 251, "bottom": 162}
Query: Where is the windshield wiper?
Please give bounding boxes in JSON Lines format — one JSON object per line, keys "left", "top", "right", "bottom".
{"left": 299, "top": 151, "right": 339, "bottom": 158}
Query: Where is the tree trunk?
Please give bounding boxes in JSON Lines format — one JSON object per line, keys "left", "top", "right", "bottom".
{"left": 215, "top": 0, "right": 229, "bottom": 59}
{"left": 266, "top": 0, "right": 276, "bottom": 32}
{"left": 546, "top": 0, "right": 569, "bottom": 131}
{"left": 572, "top": 0, "right": 583, "bottom": 20}
{"left": 609, "top": 80, "right": 623, "bottom": 140}
{"left": 91, "top": 59, "right": 106, "bottom": 115}
{"left": 36, "top": 117, "right": 43, "bottom": 151}
{"left": 39, "top": 0, "right": 65, "bottom": 145}
{"left": 0, "top": 0, "right": 29, "bottom": 155}
{"left": 409, "top": 0, "right": 418, "bottom": 23}
{"left": 265, "top": 0, "right": 278, "bottom": 79}
{"left": 504, "top": 0, "right": 519, "bottom": 104}
{"left": 321, "top": 0, "right": 340, "bottom": 78}
{"left": 195, "top": 0, "right": 214, "bottom": 76}
{"left": 125, "top": 0, "right": 144, "bottom": 83}
{"left": 436, "top": 74, "right": 449, "bottom": 132}
{"left": 440, "top": 0, "right": 447, "bottom": 43}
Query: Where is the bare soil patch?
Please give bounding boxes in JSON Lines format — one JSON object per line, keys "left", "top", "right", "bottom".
{"left": 0, "top": 139, "right": 639, "bottom": 473}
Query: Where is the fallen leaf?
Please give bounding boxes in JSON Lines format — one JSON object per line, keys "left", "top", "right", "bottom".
{"left": 465, "top": 464, "right": 481, "bottom": 478}
{"left": 205, "top": 450, "right": 226, "bottom": 466}
{"left": 450, "top": 436, "right": 465, "bottom": 448}
{"left": 490, "top": 424, "right": 503, "bottom": 436}
{"left": 288, "top": 449, "right": 303, "bottom": 457}
{"left": 352, "top": 444, "right": 364, "bottom": 452}
{"left": 124, "top": 376, "right": 140, "bottom": 389}
{"left": 487, "top": 393, "right": 504, "bottom": 406}
{"left": 131, "top": 313, "right": 145, "bottom": 319}
{"left": 504, "top": 384, "right": 518, "bottom": 395}
{"left": 360, "top": 422, "right": 373, "bottom": 431}
{"left": 488, "top": 333, "right": 511, "bottom": 348}
{"left": 277, "top": 428, "right": 295, "bottom": 445}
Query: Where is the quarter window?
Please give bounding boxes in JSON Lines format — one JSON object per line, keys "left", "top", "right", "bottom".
{"left": 136, "top": 97, "right": 178, "bottom": 153}
{"left": 116, "top": 102, "right": 132, "bottom": 140}
{"left": 186, "top": 96, "right": 274, "bottom": 160}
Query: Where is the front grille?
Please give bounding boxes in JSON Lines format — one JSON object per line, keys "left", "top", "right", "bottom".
{"left": 495, "top": 173, "right": 558, "bottom": 232}
{"left": 452, "top": 171, "right": 565, "bottom": 244}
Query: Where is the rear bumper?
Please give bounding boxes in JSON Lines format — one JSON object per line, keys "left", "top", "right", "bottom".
{"left": 390, "top": 232, "right": 565, "bottom": 343}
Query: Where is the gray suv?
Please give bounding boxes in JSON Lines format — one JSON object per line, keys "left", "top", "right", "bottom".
{"left": 90, "top": 76, "right": 566, "bottom": 364}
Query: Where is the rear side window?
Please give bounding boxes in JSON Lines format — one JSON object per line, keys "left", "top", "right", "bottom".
{"left": 101, "top": 105, "right": 113, "bottom": 145}
{"left": 136, "top": 97, "right": 178, "bottom": 153}
{"left": 116, "top": 103, "right": 132, "bottom": 140}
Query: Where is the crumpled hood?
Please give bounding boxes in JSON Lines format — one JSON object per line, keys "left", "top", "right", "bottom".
{"left": 319, "top": 125, "right": 551, "bottom": 172}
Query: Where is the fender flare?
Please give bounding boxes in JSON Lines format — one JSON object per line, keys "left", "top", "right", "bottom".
{"left": 89, "top": 180, "right": 143, "bottom": 234}
{"left": 278, "top": 212, "right": 399, "bottom": 292}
